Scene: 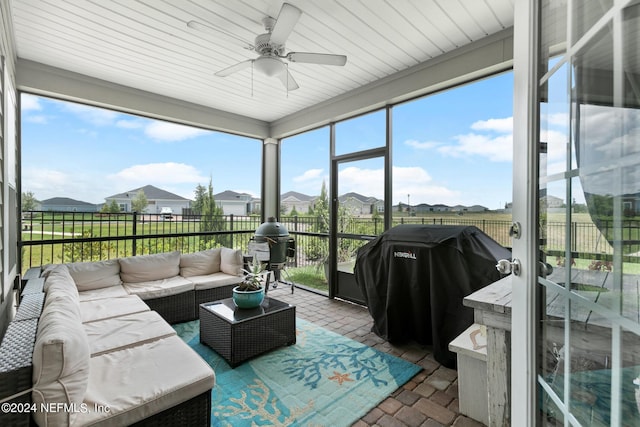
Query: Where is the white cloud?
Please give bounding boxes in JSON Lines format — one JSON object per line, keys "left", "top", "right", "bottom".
{"left": 439, "top": 133, "right": 513, "bottom": 162}
{"left": 289, "top": 169, "right": 329, "bottom": 194}
{"left": 24, "top": 115, "right": 49, "bottom": 124}
{"left": 116, "top": 119, "right": 145, "bottom": 129}
{"left": 21, "top": 94, "right": 42, "bottom": 111}
{"left": 405, "top": 139, "right": 441, "bottom": 150}
{"left": 21, "top": 168, "right": 110, "bottom": 203}
{"left": 332, "top": 165, "right": 459, "bottom": 205}
{"left": 544, "top": 112, "right": 569, "bottom": 127}
{"left": 22, "top": 168, "right": 72, "bottom": 194}
{"left": 293, "top": 169, "right": 324, "bottom": 182}
{"left": 541, "top": 129, "right": 568, "bottom": 163}
{"left": 108, "top": 163, "right": 208, "bottom": 185}
{"left": 471, "top": 117, "right": 513, "bottom": 133}
{"left": 62, "top": 103, "right": 119, "bottom": 126}
{"left": 144, "top": 122, "right": 208, "bottom": 142}
{"left": 338, "top": 166, "right": 384, "bottom": 199}
{"left": 392, "top": 166, "right": 461, "bottom": 205}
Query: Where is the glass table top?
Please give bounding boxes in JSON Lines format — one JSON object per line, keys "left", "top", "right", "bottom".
{"left": 201, "top": 297, "right": 292, "bottom": 323}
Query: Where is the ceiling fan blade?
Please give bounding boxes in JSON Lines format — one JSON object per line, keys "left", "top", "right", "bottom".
{"left": 269, "top": 3, "right": 302, "bottom": 46}
{"left": 286, "top": 52, "right": 347, "bottom": 66}
{"left": 187, "top": 20, "right": 254, "bottom": 50}
{"left": 215, "top": 60, "right": 253, "bottom": 77}
{"left": 277, "top": 68, "right": 300, "bottom": 91}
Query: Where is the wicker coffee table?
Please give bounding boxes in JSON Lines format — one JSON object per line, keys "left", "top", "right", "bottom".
{"left": 199, "top": 297, "right": 296, "bottom": 367}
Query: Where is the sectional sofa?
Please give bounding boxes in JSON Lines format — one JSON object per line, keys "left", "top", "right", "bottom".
{"left": 0, "top": 247, "right": 245, "bottom": 426}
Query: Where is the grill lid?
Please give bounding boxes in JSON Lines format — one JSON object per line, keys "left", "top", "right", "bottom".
{"left": 255, "top": 217, "right": 289, "bottom": 238}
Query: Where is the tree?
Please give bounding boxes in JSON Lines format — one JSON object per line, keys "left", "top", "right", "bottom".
{"left": 22, "top": 191, "right": 38, "bottom": 211}
{"left": 191, "top": 184, "right": 207, "bottom": 215}
{"left": 131, "top": 190, "right": 148, "bottom": 213}
{"left": 313, "top": 180, "right": 330, "bottom": 233}
{"left": 198, "top": 179, "right": 225, "bottom": 249}
{"left": 101, "top": 199, "right": 120, "bottom": 214}
{"left": 307, "top": 181, "right": 330, "bottom": 262}
{"left": 63, "top": 229, "right": 114, "bottom": 262}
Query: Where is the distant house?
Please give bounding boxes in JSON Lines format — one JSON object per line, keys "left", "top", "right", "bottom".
{"left": 281, "top": 191, "right": 315, "bottom": 215}
{"left": 622, "top": 193, "right": 640, "bottom": 216}
{"left": 431, "top": 204, "right": 451, "bottom": 212}
{"left": 541, "top": 195, "right": 564, "bottom": 208}
{"left": 338, "top": 192, "right": 382, "bottom": 216}
{"left": 40, "top": 197, "right": 98, "bottom": 212}
{"left": 413, "top": 203, "right": 433, "bottom": 213}
{"left": 251, "top": 197, "right": 261, "bottom": 215}
{"left": 104, "top": 185, "right": 190, "bottom": 214}
{"left": 214, "top": 190, "right": 255, "bottom": 216}
{"left": 450, "top": 204, "right": 488, "bottom": 212}
{"left": 371, "top": 199, "right": 385, "bottom": 214}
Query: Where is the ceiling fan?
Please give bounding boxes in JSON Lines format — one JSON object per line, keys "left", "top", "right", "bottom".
{"left": 187, "top": 2, "right": 347, "bottom": 91}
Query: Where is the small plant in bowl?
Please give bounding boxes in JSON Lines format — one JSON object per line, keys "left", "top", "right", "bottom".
{"left": 237, "top": 255, "right": 266, "bottom": 291}
{"left": 233, "top": 255, "right": 267, "bottom": 308}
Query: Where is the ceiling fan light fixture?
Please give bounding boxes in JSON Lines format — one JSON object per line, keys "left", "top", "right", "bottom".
{"left": 254, "top": 56, "right": 285, "bottom": 77}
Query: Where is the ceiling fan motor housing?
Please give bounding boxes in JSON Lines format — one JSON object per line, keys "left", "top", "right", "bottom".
{"left": 254, "top": 33, "right": 284, "bottom": 56}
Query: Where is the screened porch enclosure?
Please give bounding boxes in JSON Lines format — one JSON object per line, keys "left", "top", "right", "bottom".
{"left": 4, "top": 1, "right": 640, "bottom": 426}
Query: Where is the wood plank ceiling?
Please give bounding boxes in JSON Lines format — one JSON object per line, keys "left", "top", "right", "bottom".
{"left": 10, "top": 0, "right": 514, "bottom": 123}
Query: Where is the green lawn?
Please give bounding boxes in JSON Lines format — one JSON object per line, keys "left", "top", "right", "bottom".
{"left": 285, "top": 265, "right": 328, "bottom": 292}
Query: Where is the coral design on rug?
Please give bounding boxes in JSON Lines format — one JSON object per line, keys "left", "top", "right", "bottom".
{"left": 216, "top": 378, "right": 314, "bottom": 425}
{"left": 174, "top": 318, "right": 421, "bottom": 427}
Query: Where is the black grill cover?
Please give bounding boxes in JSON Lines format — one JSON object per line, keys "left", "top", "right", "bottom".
{"left": 354, "top": 224, "right": 511, "bottom": 368}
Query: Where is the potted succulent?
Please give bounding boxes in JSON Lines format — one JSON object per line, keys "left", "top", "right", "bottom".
{"left": 233, "top": 255, "right": 267, "bottom": 308}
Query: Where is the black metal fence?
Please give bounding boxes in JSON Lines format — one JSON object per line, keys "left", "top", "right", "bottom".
{"left": 20, "top": 211, "right": 258, "bottom": 270}
{"left": 19, "top": 211, "right": 638, "bottom": 274}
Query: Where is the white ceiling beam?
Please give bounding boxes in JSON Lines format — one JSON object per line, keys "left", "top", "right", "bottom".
{"left": 16, "top": 59, "right": 270, "bottom": 139}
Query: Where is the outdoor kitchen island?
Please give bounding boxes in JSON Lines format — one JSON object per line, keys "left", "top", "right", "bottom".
{"left": 463, "top": 270, "right": 640, "bottom": 426}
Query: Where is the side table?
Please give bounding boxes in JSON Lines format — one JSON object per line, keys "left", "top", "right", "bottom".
{"left": 199, "top": 297, "right": 296, "bottom": 367}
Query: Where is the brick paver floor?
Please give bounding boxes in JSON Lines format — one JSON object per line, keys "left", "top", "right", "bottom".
{"left": 269, "top": 285, "right": 487, "bottom": 427}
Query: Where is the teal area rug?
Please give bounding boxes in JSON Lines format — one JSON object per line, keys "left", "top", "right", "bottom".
{"left": 174, "top": 318, "right": 421, "bottom": 427}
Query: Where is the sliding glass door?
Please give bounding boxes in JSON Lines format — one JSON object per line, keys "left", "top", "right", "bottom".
{"left": 512, "top": 1, "right": 640, "bottom": 425}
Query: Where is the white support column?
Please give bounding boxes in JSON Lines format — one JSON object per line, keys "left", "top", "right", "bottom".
{"left": 262, "top": 138, "right": 279, "bottom": 220}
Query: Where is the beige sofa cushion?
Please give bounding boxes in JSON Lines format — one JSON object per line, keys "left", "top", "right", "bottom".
{"left": 187, "top": 272, "right": 244, "bottom": 291}
{"left": 84, "top": 311, "right": 176, "bottom": 357}
{"left": 119, "top": 251, "right": 180, "bottom": 283}
{"left": 76, "top": 336, "right": 215, "bottom": 427}
{"left": 180, "top": 248, "right": 221, "bottom": 277}
{"left": 220, "top": 247, "right": 243, "bottom": 276}
{"left": 78, "top": 284, "right": 129, "bottom": 302}
{"left": 43, "top": 264, "right": 77, "bottom": 295}
{"left": 79, "top": 295, "right": 150, "bottom": 323}
{"left": 43, "top": 265, "right": 81, "bottom": 316}
{"left": 66, "top": 259, "right": 122, "bottom": 291}
{"left": 122, "top": 276, "right": 194, "bottom": 300}
{"left": 32, "top": 304, "right": 90, "bottom": 427}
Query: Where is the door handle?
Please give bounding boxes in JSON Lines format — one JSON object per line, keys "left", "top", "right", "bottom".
{"left": 496, "top": 258, "right": 521, "bottom": 276}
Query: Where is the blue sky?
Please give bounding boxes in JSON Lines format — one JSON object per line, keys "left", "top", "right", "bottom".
{"left": 281, "top": 72, "right": 516, "bottom": 209}
{"left": 22, "top": 71, "right": 520, "bottom": 209}
{"left": 21, "top": 95, "right": 262, "bottom": 204}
